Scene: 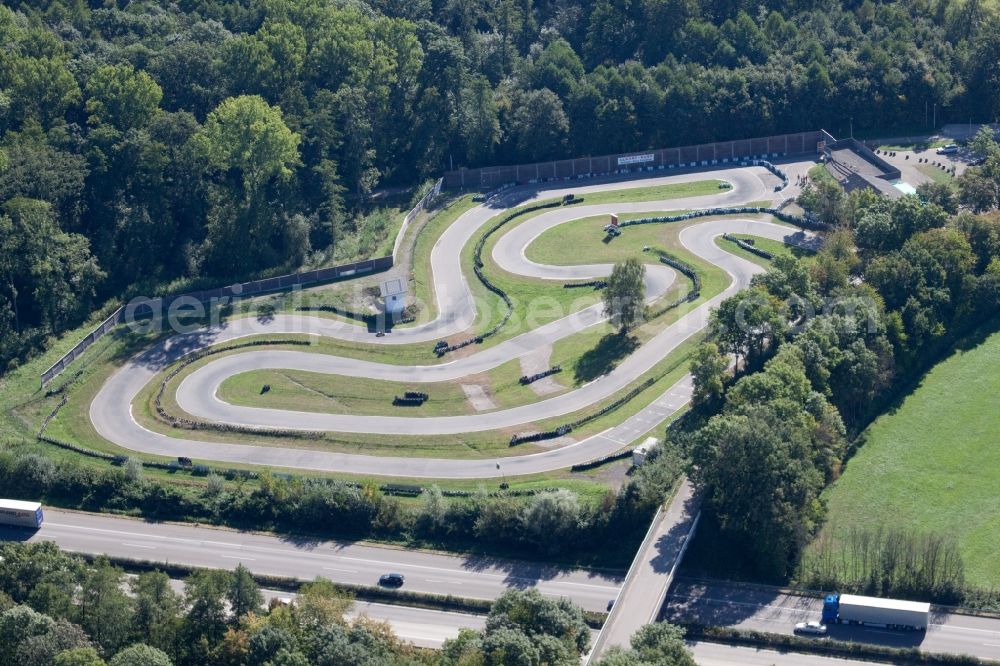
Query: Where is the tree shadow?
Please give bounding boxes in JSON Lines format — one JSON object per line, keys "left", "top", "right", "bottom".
{"left": 574, "top": 333, "right": 639, "bottom": 383}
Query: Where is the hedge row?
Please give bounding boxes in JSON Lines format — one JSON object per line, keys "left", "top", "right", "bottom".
{"left": 436, "top": 201, "right": 563, "bottom": 356}
{"left": 519, "top": 366, "right": 562, "bottom": 385}
{"left": 94, "top": 552, "right": 609, "bottom": 628}
{"left": 722, "top": 233, "right": 775, "bottom": 260}
{"left": 683, "top": 625, "right": 987, "bottom": 665}
{"left": 620, "top": 206, "right": 827, "bottom": 231}
{"left": 563, "top": 280, "right": 607, "bottom": 289}
{"left": 34, "top": 432, "right": 557, "bottom": 500}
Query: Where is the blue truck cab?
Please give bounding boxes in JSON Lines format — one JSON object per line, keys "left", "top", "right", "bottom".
{"left": 822, "top": 594, "right": 841, "bottom": 624}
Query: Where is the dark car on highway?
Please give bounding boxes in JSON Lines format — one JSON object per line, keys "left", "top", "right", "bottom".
{"left": 378, "top": 573, "right": 405, "bottom": 587}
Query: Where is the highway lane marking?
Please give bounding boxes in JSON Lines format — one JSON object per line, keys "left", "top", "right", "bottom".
{"left": 667, "top": 593, "right": 816, "bottom": 616}
{"left": 669, "top": 592, "right": 1000, "bottom": 639}
{"left": 929, "top": 624, "right": 1000, "bottom": 636}
{"left": 323, "top": 566, "right": 359, "bottom": 574}
{"left": 121, "top": 542, "right": 156, "bottom": 549}
{"left": 222, "top": 555, "right": 255, "bottom": 561}
{"left": 982, "top": 643, "right": 1000, "bottom": 647}
{"left": 42, "top": 522, "right": 622, "bottom": 592}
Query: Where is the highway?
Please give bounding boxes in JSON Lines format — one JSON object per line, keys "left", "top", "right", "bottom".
{"left": 190, "top": 581, "right": 896, "bottom": 663}
{"left": 8, "top": 511, "right": 992, "bottom": 663}
{"left": 227, "top": 584, "right": 894, "bottom": 664}
{"left": 665, "top": 578, "right": 1000, "bottom": 662}
{"left": 5, "top": 509, "right": 623, "bottom": 614}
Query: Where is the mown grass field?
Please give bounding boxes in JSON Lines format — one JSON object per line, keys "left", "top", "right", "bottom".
{"left": 814, "top": 324, "right": 1000, "bottom": 588}
{"left": 217, "top": 356, "right": 561, "bottom": 417}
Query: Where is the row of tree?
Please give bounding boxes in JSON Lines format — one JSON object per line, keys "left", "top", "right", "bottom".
{"left": 0, "top": 440, "right": 686, "bottom": 565}
{"left": 684, "top": 187, "right": 1000, "bottom": 581}
{"left": 0, "top": 541, "right": 696, "bottom": 666}
{"left": 3, "top": 0, "right": 1000, "bottom": 371}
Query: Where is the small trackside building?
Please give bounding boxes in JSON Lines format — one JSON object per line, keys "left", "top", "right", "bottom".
{"left": 379, "top": 277, "right": 407, "bottom": 316}
{"left": 632, "top": 437, "right": 659, "bottom": 466}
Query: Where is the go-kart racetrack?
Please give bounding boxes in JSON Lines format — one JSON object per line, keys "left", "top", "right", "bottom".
{"left": 90, "top": 167, "right": 814, "bottom": 478}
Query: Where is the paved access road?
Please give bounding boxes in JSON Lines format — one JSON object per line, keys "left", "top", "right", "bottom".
{"left": 665, "top": 578, "right": 1000, "bottom": 663}
{"left": 88, "top": 166, "right": 819, "bottom": 477}
{"left": 8, "top": 509, "right": 623, "bottom": 614}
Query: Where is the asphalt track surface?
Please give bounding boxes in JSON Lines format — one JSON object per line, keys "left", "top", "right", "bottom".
{"left": 89, "top": 167, "right": 811, "bottom": 477}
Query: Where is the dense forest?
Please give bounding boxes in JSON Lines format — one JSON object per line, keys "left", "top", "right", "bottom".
{"left": 682, "top": 174, "right": 1000, "bottom": 590}
{"left": 0, "top": 541, "right": 695, "bottom": 666}
{"left": 1, "top": 0, "right": 999, "bottom": 369}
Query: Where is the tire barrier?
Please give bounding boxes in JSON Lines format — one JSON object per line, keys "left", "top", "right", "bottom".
{"left": 570, "top": 448, "right": 634, "bottom": 472}
{"left": 643, "top": 251, "right": 702, "bottom": 321}
{"left": 435, "top": 201, "right": 563, "bottom": 357}
{"left": 563, "top": 280, "right": 607, "bottom": 289}
{"left": 392, "top": 391, "right": 428, "bottom": 406}
{"left": 519, "top": 366, "right": 562, "bottom": 385}
{"left": 153, "top": 339, "right": 324, "bottom": 439}
{"left": 722, "top": 233, "right": 775, "bottom": 260}
{"left": 754, "top": 159, "right": 790, "bottom": 191}
{"left": 510, "top": 426, "right": 571, "bottom": 446}
{"left": 508, "top": 376, "right": 658, "bottom": 446}
{"left": 619, "top": 206, "right": 827, "bottom": 232}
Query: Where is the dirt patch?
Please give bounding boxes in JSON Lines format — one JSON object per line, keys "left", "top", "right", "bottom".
{"left": 461, "top": 383, "right": 497, "bottom": 411}
{"left": 518, "top": 345, "right": 563, "bottom": 396}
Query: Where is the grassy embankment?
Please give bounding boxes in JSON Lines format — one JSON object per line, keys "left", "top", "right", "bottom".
{"left": 812, "top": 324, "right": 1000, "bottom": 588}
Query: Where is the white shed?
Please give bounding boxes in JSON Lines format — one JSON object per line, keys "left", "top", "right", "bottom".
{"left": 632, "top": 437, "right": 659, "bottom": 466}
{"left": 379, "top": 277, "right": 407, "bottom": 315}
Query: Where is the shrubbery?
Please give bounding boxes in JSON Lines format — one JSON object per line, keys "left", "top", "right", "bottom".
{"left": 0, "top": 434, "right": 685, "bottom": 564}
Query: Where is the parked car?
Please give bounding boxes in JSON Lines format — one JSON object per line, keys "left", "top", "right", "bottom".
{"left": 378, "top": 573, "right": 405, "bottom": 587}
{"left": 936, "top": 144, "right": 959, "bottom": 155}
{"left": 794, "top": 621, "right": 828, "bottom": 636}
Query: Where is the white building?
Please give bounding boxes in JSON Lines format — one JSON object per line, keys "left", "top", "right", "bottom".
{"left": 379, "top": 277, "right": 407, "bottom": 315}
{"left": 632, "top": 437, "right": 659, "bottom": 466}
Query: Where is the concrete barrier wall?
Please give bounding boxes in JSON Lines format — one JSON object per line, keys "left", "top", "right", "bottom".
{"left": 444, "top": 130, "right": 829, "bottom": 189}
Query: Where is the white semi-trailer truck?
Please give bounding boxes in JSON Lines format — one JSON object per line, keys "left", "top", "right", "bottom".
{"left": 0, "top": 499, "right": 44, "bottom": 529}
{"left": 822, "top": 593, "right": 930, "bottom": 631}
